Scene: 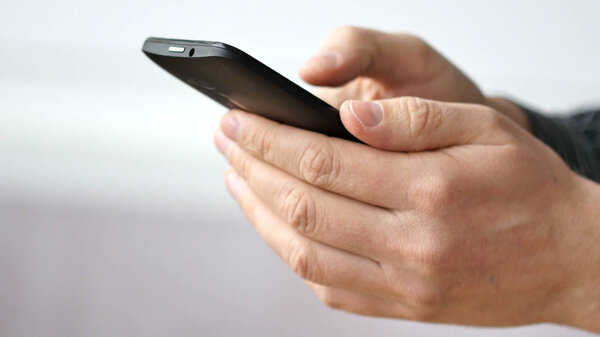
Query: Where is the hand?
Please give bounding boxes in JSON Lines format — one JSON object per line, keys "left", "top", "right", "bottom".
{"left": 214, "top": 97, "right": 600, "bottom": 331}
{"left": 299, "top": 26, "right": 530, "bottom": 130}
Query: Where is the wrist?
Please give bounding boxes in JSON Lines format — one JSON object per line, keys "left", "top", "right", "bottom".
{"left": 558, "top": 177, "right": 600, "bottom": 332}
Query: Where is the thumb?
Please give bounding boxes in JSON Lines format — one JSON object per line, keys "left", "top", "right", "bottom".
{"left": 339, "top": 97, "right": 513, "bottom": 152}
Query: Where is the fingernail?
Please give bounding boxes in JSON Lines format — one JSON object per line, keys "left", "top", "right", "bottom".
{"left": 301, "top": 51, "right": 339, "bottom": 70}
{"left": 221, "top": 113, "right": 240, "bottom": 141}
{"left": 349, "top": 100, "right": 383, "bottom": 127}
{"left": 214, "top": 130, "right": 232, "bottom": 156}
{"left": 225, "top": 171, "right": 242, "bottom": 200}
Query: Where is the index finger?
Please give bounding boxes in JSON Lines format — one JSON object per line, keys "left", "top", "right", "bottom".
{"left": 219, "top": 109, "right": 416, "bottom": 209}
{"left": 299, "top": 26, "right": 441, "bottom": 87}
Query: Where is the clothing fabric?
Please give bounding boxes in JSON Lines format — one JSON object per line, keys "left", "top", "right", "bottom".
{"left": 520, "top": 104, "right": 600, "bottom": 182}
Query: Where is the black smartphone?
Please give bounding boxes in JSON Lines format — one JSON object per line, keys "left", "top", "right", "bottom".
{"left": 142, "top": 37, "right": 357, "bottom": 141}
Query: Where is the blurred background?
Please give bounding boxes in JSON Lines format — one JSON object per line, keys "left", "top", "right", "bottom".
{"left": 1, "top": 0, "right": 599, "bottom": 336}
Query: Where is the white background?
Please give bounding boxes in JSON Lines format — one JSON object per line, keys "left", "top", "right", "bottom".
{"left": 1, "top": 0, "right": 599, "bottom": 336}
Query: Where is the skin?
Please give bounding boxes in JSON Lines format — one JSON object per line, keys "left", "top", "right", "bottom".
{"left": 296, "top": 26, "right": 530, "bottom": 131}
{"left": 213, "top": 27, "right": 600, "bottom": 332}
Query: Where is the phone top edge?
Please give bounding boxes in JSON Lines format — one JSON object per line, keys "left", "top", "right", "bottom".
{"left": 144, "top": 37, "right": 223, "bottom": 48}
{"left": 142, "top": 37, "right": 244, "bottom": 57}
{"left": 141, "top": 37, "right": 346, "bottom": 134}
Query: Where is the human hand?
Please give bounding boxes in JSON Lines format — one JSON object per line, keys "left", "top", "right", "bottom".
{"left": 299, "top": 26, "right": 530, "bottom": 130}
{"left": 214, "top": 97, "right": 600, "bottom": 331}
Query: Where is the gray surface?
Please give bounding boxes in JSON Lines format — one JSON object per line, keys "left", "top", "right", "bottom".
{"left": 1, "top": 0, "right": 599, "bottom": 336}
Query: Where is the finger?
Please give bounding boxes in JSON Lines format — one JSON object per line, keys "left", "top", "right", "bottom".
{"left": 314, "top": 79, "right": 386, "bottom": 108}
{"left": 313, "top": 87, "right": 345, "bottom": 108}
{"left": 225, "top": 169, "right": 385, "bottom": 292}
{"left": 299, "top": 26, "right": 442, "bottom": 87}
{"left": 305, "top": 281, "right": 413, "bottom": 319}
{"left": 217, "top": 130, "right": 395, "bottom": 258}
{"left": 219, "top": 110, "right": 416, "bottom": 209}
{"left": 339, "top": 97, "right": 517, "bottom": 152}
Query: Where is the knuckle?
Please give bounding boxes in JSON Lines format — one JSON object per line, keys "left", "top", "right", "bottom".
{"left": 317, "top": 288, "right": 345, "bottom": 310}
{"left": 412, "top": 236, "right": 453, "bottom": 272}
{"left": 235, "top": 150, "right": 255, "bottom": 177}
{"left": 244, "top": 200, "right": 262, "bottom": 227}
{"left": 389, "top": 252, "right": 447, "bottom": 316}
{"left": 429, "top": 175, "right": 455, "bottom": 208}
{"left": 406, "top": 306, "right": 441, "bottom": 323}
{"left": 411, "top": 171, "right": 457, "bottom": 212}
{"left": 393, "top": 33, "right": 436, "bottom": 73}
{"left": 356, "top": 78, "right": 386, "bottom": 101}
{"left": 329, "top": 25, "right": 369, "bottom": 42}
{"left": 407, "top": 35, "right": 433, "bottom": 59}
{"left": 399, "top": 33, "right": 429, "bottom": 51}
{"left": 288, "top": 236, "right": 318, "bottom": 281}
{"left": 480, "top": 105, "right": 514, "bottom": 134}
{"left": 398, "top": 97, "right": 442, "bottom": 146}
{"left": 281, "top": 185, "right": 318, "bottom": 235}
{"left": 240, "top": 126, "right": 274, "bottom": 161}
{"left": 298, "top": 141, "right": 340, "bottom": 188}
{"left": 325, "top": 26, "right": 376, "bottom": 65}
{"left": 400, "top": 223, "right": 457, "bottom": 274}
{"left": 404, "top": 283, "right": 444, "bottom": 314}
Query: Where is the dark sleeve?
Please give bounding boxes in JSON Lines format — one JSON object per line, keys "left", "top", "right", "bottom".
{"left": 517, "top": 104, "right": 600, "bottom": 182}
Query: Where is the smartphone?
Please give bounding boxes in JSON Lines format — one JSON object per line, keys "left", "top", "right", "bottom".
{"left": 142, "top": 37, "right": 357, "bottom": 141}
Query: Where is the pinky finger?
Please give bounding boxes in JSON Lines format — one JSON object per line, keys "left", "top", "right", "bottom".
{"left": 305, "top": 281, "right": 413, "bottom": 319}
